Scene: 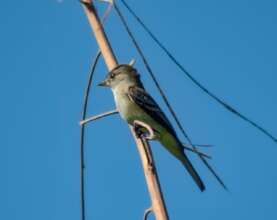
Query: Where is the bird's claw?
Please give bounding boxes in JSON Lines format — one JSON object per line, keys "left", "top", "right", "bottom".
{"left": 133, "top": 120, "right": 155, "bottom": 140}
{"left": 133, "top": 123, "right": 144, "bottom": 138}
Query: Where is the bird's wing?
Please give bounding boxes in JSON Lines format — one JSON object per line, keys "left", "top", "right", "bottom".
{"left": 128, "top": 86, "right": 177, "bottom": 137}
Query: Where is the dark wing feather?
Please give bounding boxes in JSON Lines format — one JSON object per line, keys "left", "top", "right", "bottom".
{"left": 128, "top": 86, "right": 177, "bottom": 137}
{"left": 129, "top": 87, "right": 208, "bottom": 191}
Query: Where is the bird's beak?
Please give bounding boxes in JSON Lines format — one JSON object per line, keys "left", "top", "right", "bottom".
{"left": 98, "top": 79, "right": 109, "bottom": 87}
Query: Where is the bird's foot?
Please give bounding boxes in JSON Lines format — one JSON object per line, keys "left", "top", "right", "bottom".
{"left": 133, "top": 120, "right": 155, "bottom": 140}
{"left": 134, "top": 123, "right": 144, "bottom": 138}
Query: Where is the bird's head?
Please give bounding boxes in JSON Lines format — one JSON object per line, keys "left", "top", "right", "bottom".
{"left": 98, "top": 64, "right": 141, "bottom": 89}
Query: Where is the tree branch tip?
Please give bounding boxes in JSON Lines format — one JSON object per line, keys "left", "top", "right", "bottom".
{"left": 79, "top": 0, "right": 90, "bottom": 5}
{"left": 129, "top": 58, "right": 136, "bottom": 66}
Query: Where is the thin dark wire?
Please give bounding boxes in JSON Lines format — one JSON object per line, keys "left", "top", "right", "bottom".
{"left": 113, "top": 2, "right": 227, "bottom": 190}
{"left": 119, "top": 0, "right": 277, "bottom": 144}
{"left": 80, "top": 51, "right": 101, "bottom": 220}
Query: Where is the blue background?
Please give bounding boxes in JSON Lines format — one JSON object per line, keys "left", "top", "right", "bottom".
{"left": 1, "top": 0, "right": 276, "bottom": 219}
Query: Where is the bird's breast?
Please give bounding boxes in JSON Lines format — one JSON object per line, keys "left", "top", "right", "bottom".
{"left": 113, "top": 90, "right": 132, "bottom": 120}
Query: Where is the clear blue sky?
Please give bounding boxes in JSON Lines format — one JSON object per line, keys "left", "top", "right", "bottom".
{"left": 1, "top": 0, "right": 277, "bottom": 220}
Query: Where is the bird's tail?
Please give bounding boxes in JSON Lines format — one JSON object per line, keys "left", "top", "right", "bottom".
{"left": 179, "top": 153, "right": 205, "bottom": 192}
{"left": 160, "top": 133, "right": 205, "bottom": 191}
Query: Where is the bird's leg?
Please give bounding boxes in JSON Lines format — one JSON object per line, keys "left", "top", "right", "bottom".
{"left": 133, "top": 120, "right": 155, "bottom": 140}
{"left": 133, "top": 120, "right": 155, "bottom": 171}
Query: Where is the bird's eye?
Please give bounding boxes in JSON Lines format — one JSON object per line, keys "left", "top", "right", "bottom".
{"left": 110, "top": 73, "right": 115, "bottom": 79}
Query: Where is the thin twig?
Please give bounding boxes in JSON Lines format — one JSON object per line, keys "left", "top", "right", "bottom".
{"left": 80, "top": 109, "right": 119, "bottom": 125}
{"left": 80, "top": 51, "right": 101, "bottom": 220}
{"left": 182, "top": 144, "right": 211, "bottom": 159}
{"left": 143, "top": 207, "right": 153, "bottom": 220}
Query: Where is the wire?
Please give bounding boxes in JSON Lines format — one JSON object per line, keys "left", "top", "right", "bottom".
{"left": 113, "top": 2, "right": 227, "bottom": 190}
{"left": 119, "top": 0, "right": 277, "bottom": 144}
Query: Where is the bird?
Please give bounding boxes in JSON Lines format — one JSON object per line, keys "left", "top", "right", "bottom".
{"left": 98, "top": 64, "right": 205, "bottom": 191}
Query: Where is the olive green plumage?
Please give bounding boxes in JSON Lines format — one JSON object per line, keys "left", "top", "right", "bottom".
{"left": 98, "top": 64, "right": 205, "bottom": 191}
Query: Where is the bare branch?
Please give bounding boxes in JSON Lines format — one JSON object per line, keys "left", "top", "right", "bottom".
{"left": 80, "top": 109, "right": 118, "bottom": 125}
{"left": 131, "top": 128, "right": 169, "bottom": 220}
